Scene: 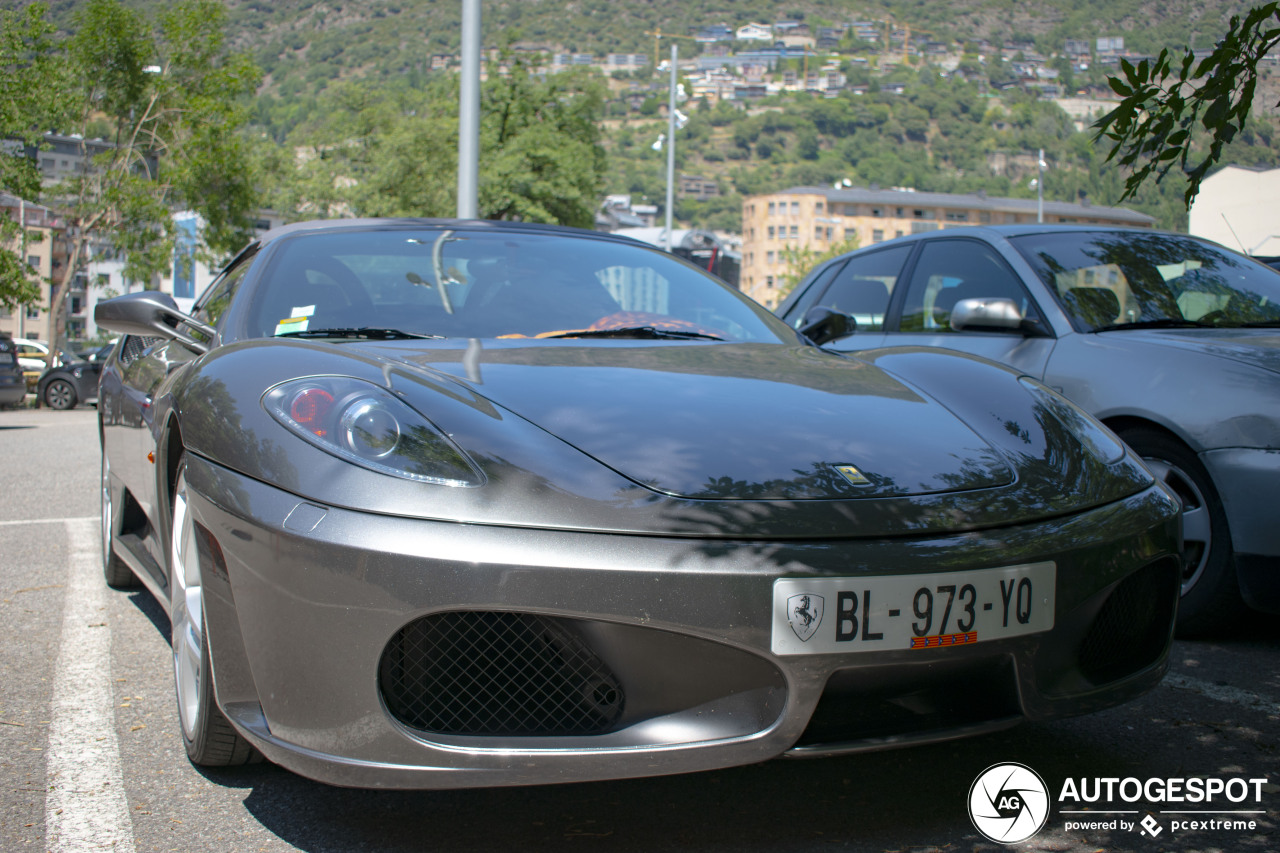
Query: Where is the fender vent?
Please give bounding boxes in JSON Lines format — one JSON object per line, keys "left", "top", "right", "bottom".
{"left": 379, "top": 611, "right": 624, "bottom": 737}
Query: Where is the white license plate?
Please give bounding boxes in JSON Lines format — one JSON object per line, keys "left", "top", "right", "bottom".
{"left": 771, "top": 562, "right": 1056, "bottom": 655}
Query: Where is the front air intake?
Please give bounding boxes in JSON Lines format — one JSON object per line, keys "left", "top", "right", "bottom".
{"left": 1078, "top": 558, "right": 1179, "bottom": 685}
{"left": 379, "top": 611, "right": 624, "bottom": 737}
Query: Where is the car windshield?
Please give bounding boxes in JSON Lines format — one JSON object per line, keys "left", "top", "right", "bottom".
{"left": 1009, "top": 231, "right": 1280, "bottom": 331}
{"left": 246, "top": 228, "right": 787, "bottom": 343}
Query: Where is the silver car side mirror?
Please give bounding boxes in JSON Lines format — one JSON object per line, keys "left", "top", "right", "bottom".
{"left": 950, "top": 297, "right": 1024, "bottom": 332}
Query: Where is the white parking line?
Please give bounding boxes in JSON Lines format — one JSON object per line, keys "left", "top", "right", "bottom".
{"left": 0, "top": 516, "right": 97, "bottom": 527}
{"left": 44, "top": 518, "right": 136, "bottom": 853}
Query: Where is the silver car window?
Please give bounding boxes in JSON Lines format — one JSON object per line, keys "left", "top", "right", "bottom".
{"left": 1011, "top": 231, "right": 1280, "bottom": 330}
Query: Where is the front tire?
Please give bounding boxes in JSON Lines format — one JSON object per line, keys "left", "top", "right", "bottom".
{"left": 1119, "top": 427, "right": 1245, "bottom": 636}
{"left": 44, "top": 378, "right": 76, "bottom": 410}
{"left": 169, "top": 456, "right": 258, "bottom": 766}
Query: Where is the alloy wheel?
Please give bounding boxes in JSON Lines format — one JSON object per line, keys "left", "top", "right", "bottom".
{"left": 1142, "top": 456, "right": 1211, "bottom": 595}
{"left": 169, "top": 467, "right": 205, "bottom": 742}
{"left": 45, "top": 379, "right": 75, "bottom": 410}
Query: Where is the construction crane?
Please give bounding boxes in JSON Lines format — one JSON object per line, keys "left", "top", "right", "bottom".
{"left": 644, "top": 27, "right": 700, "bottom": 69}
{"left": 879, "top": 18, "right": 940, "bottom": 65}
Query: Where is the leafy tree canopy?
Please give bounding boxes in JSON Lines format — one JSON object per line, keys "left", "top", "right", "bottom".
{"left": 1095, "top": 3, "right": 1280, "bottom": 205}
{"left": 266, "top": 59, "right": 607, "bottom": 229}
{"left": 0, "top": 0, "right": 262, "bottom": 352}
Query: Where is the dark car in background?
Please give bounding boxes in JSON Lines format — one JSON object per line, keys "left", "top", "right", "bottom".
{"left": 93, "top": 218, "right": 1180, "bottom": 789}
{"left": 37, "top": 351, "right": 102, "bottom": 410}
{"left": 0, "top": 334, "right": 26, "bottom": 407}
{"left": 777, "top": 225, "right": 1280, "bottom": 634}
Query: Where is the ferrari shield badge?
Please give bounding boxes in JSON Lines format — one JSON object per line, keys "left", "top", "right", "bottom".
{"left": 787, "top": 593, "right": 824, "bottom": 642}
{"left": 834, "top": 464, "right": 871, "bottom": 486}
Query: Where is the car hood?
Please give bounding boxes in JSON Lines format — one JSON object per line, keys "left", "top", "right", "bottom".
{"left": 1107, "top": 328, "right": 1280, "bottom": 375}
{"left": 392, "top": 341, "right": 1013, "bottom": 500}
{"left": 180, "top": 338, "right": 1159, "bottom": 539}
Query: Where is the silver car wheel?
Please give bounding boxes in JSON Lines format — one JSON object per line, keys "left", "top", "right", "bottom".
{"left": 170, "top": 465, "right": 204, "bottom": 742}
{"left": 1142, "top": 456, "right": 1211, "bottom": 595}
{"left": 45, "top": 378, "right": 75, "bottom": 410}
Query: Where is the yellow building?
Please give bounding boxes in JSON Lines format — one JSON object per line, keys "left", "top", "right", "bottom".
{"left": 740, "top": 186, "right": 1154, "bottom": 308}
{"left": 0, "top": 194, "right": 64, "bottom": 344}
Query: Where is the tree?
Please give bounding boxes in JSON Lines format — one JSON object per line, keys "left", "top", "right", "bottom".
{"left": 1094, "top": 3, "right": 1280, "bottom": 205}
{"left": 0, "top": 0, "right": 261, "bottom": 373}
{"left": 0, "top": 3, "right": 73, "bottom": 312}
{"left": 776, "top": 237, "right": 860, "bottom": 299}
{"left": 271, "top": 59, "right": 607, "bottom": 229}
{"left": 48, "top": 0, "right": 262, "bottom": 360}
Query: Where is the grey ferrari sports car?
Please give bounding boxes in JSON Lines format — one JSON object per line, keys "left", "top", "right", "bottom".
{"left": 96, "top": 219, "right": 1180, "bottom": 789}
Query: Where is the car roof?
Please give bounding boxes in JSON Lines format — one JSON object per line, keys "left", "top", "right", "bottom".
{"left": 254, "top": 218, "right": 650, "bottom": 249}
{"left": 832, "top": 224, "right": 1220, "bottom": 257}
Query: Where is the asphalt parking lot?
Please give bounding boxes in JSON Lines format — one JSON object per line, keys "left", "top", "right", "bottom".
{"left": 1, "top": 406, "right": 1275, "bottom": 853}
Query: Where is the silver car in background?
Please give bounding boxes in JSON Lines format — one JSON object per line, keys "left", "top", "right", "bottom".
{"left": 779, "top": 225, "right": 1280, "bottom": 634}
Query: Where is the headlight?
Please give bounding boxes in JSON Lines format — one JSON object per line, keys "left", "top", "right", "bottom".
{"left": 1018, "top": 377, "right": 1126, "bottom": 465}
{"left": 263, "top": 377, "right": 485, "bottom": 486}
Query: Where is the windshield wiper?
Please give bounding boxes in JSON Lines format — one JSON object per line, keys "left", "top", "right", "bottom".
{"left": 278, "top": 327, "right": 443, "bottom": 340}
{"left": 1091, "top": 318, "right": 1213, "bottom": 332}
{"left": 1236, "top": 320, "right": 1280, "bottom": 328}
{"left": 543, "top": 326, "right": 724, "bottom": 341}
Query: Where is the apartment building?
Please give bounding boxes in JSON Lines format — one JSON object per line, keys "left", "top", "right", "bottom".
{"left": 740, "top": 185, "right": 1155, "bottom": 308}
{"left": 0, "top": 194, "right": 68, "bottom": 344}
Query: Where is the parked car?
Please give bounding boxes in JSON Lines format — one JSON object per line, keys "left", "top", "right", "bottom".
{"left": 37, "top": 352, "right": 101, "bottom": 410}
{"left": 14, "top": 337, "right": 51, "bottom": 392}
{"left": 77, "top": 341, "right": 118, "bottom": 366}
{"left": 96, "top": 218, "right": 1179, "bottom": 789}
{"left": 0, "top": 334, "right": 26, "bottom": 407}
{"left": 778, "top": 225, "right": 1280, "bottom": 635}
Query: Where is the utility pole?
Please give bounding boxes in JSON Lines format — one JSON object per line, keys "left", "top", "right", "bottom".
{"left": 457, "top": 0, "right": 481, "bottom": 219}
{"left": 664, "top": 44, "right": 677, "bottom": 252}
{"left": 1037, "top": 149, "right": 1046, "bottom": 223}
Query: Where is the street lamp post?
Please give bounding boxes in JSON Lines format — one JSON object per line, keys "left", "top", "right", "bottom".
{"left": 1037, "top": 148, "right": 1046, "bottom": 223}
{"left": 663, "top": 44, "right": 677, "bottom": 252}
{"left": 457, "top": 0, "right": 481, "bottom": 219}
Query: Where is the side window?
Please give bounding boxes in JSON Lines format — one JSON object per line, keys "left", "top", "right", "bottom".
{"left": 806, "top": 244, "right": 911, "bottom": 332}
{"left": 192, "top": 253, "right": 255, "bottom": 330}
{"left": 898, "top": 240, "right": 1033, "bottom": 333}
{"left": 780, "top": 260, "right": 845, "bottom": 327}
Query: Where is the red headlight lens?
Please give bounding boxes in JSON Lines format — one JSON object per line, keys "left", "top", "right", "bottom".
{"left": 289, "top": 387, "right": 334, "bottom": 436}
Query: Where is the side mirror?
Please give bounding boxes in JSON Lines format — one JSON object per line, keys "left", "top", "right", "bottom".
{"left": 949, "top": 297, "right": 1025, "bottom": 333}
{"left": 94, "top": 291, "right": 215, "bottom": 354}
{"left": 798, "top": 306, "right": 854, "bottom": 345}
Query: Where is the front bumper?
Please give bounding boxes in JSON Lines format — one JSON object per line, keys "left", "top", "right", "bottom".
{"left": 187, "top": 455, "right": 1181, "bottom": 789}
{"left": 1201, "top": 447, "right": 1280, "bottom": 611}
{"left": 0, "top": 374, "right": 25, "bottom": 405}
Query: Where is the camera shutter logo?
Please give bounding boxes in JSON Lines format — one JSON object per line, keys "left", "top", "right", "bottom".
{"left": 968, "top": 763, "right": 1050, "bottom": 844}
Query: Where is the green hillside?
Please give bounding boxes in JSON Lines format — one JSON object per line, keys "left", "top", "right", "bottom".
{"left": 24, "top": 0, "right": 1280, "bottom": 231}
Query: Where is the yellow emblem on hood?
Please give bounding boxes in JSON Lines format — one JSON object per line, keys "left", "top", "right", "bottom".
{"left": 835, "top": 464, "right": 870, "bottom": 486}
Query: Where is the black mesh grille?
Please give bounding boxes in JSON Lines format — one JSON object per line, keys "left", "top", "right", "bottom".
{"left": 119, "top": 335, "right": 162, "bottom": 366}
{"left": 1079, "top": 559, "right": 1178, "bottom": 685}
{"left": 379, "top": 612, "right": 624, "bottom": 736}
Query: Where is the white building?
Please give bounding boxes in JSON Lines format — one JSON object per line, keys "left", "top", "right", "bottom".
{"left": 1188, "top": 165, "right": 1280, "bottom": 257}
{"left": 735, "top": 23, "right": 773, "bottom": 42}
